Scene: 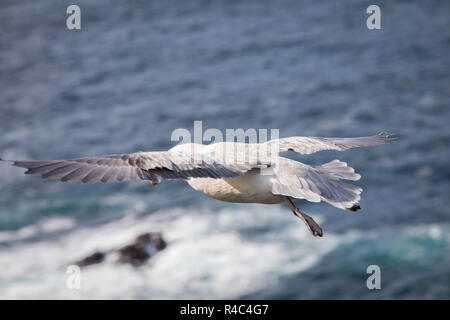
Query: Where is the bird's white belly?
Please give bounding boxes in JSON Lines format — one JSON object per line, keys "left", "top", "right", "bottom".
{"left": 186, "top": 169, "right": 285, "bottom": 204}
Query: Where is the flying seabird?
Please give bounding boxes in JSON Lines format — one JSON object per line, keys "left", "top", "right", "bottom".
{"left": 0, "top": 133, "right": 393, "bottom": 237}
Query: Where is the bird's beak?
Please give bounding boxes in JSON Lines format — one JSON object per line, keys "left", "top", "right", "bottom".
{"left": 150, "top": 181, "right": 158, "bottom": 186}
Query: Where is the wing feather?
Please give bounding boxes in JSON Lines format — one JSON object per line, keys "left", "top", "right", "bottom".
{"left": 272, "top": 157, "right": 362, "bottom": 210}
{"left": 265, "top": 132, "right": 393, "bottom": 155}
{"left": 5, "top": 149, "right": 262, "bottom": 184}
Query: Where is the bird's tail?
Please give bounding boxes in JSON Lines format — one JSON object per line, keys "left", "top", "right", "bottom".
{"left": 314, "top": 160, "right": 361, "bottom": 182}
{"left": 312, "top": 160, "right": 362, "bottom": 209}
{"left": 272, "top": 158, "right": 362, "bottom": 210}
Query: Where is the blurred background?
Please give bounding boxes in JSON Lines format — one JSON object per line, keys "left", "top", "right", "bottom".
{"left": 0, "top": 0, "right": 449, "bottom": 299}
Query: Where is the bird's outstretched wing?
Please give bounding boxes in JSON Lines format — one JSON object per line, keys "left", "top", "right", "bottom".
{"left": 265, "top": 132, "right": 394, "bottom": 155}
{"left": 1, "top": 151, "right": 261, "bottom": 184}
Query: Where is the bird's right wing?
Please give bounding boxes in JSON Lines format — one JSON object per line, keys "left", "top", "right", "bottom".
{"left": 1, "top": 150, "right": 263, "bottom": 184}
{"left": 264, "top": 132, "right": 394, "bottom": 155}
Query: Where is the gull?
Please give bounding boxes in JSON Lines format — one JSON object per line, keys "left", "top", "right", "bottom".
{"left": 0, "top": 133, "right": 393, "bottom": 237}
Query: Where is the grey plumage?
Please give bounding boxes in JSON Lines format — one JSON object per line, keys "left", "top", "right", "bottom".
{"left": 271, "top": 158, "right": 362, "bottom": 209}
{"left": 9, "top": 151, "right": 250, "bottom": 184}
{"left": 265, "top": 132, "right": 393, "bottom": 155}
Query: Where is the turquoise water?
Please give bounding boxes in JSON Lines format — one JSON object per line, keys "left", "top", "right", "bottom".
{"left": 0, "top": 0, "right": 449, "bottom": 299}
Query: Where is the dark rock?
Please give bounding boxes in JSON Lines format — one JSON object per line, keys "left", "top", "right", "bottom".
{"left": 116, "top": 232, "right": 167, "bottom": 267}
{"left": 134, "top": 232, "right": 167, "bottom": 251}
{"left": 117, "top": 244, "right": 150, "bottom": 266}
{"left": 74, "top": 251, "right": 105, "bottom": 267}
{"left": 72, "top": 232, "right": 167, "bottom": 268}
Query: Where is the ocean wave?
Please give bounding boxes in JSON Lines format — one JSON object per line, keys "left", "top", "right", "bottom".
{"left": 0, "top": 206, "right": 448, "bottom": 299}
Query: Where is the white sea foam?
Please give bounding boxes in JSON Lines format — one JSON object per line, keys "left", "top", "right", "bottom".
{"left": 0, "top": 206, "right": 448, "bottom": 299}
{"left": 0, "top": 217, "right": 76, "bottom": 243}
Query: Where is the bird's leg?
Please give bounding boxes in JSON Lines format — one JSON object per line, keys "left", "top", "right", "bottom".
{"left": 285, "top": 197, "right": 323, "bottom": 237}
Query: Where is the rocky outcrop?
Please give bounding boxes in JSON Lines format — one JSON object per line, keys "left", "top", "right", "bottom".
{"left": 74, "top": 251, "right": 105, "bottom": 267}
{"left": 117, "top": 232, "right": 167, "bottom": 267}
{"left": 73, "top": 232, "right": 167, "bottom": 268}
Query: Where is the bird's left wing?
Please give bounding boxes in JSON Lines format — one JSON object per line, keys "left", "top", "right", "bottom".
{"left": 1, "top": 150, "right": 260, "bottom": 184}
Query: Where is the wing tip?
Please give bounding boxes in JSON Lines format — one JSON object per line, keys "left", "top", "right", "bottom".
{"left": 377, "top": 131, "right": 397, "bottom": 143}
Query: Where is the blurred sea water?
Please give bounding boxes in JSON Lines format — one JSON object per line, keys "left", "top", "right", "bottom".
{"left": 0, "top": 0, "right": 449, "bottom": 299}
